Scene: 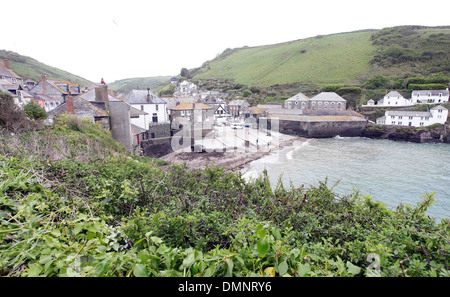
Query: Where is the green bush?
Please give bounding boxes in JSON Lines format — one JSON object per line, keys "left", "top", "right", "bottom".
{"left": 322, "top": 84, "right": 345, "bottom": 92}
{"left": 23, "top": 101, "right": 47, "bottom": 121}
{"left": 408, "top": 83, "right": 447, "bottom": 90}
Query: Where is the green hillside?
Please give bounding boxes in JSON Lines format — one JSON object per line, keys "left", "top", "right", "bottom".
{"left": 108, "top": 76, "right": 173, "bottom": 95}
{"left": 192, "top": 26, "right": 450, "bottom": 87}
{"left": 0, "top": 50, "right": 92, "bottom": 86}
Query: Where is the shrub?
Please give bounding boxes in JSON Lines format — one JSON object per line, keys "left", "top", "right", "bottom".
{"left": 23, "top": 101, "right": 47, "bottom": 121}
{"left": 0, "top": 91, "right": 34, "bottom": 133}
{"left": 322, "top": 84, "right": 345, "bottom": 92}
{"left": 363, "top": 75, "right": 391, "bottom": 89}
{"left": 408, "top": 83, "right": 448, "bottom": 90}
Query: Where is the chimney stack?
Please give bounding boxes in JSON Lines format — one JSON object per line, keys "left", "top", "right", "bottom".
{"left": 3, "top": 59, "right": 10, "bottom": 70}
{"left": 147, "top": 88, "right": 151, "bottom": 103}
{"left": 66, "top": 92, "right": 74, "bottom": 114}
{"left": 41, "top": 75, "right": 47, "bottom": 95}
{"left": 95, "top": 85, "right": 109, "bottom": 102}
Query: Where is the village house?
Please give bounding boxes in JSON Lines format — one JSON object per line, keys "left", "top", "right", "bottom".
{"left": 0, "top": 59, "right": 23, "bottom": 86}
{"left": 46, "top": 85, "right": 146, "bottom": 153}
{"left": 376, "top": 105, "right": 448, "bottom": 127}
{"left": 26, "top": 75, "right": 81, "bottom": 112}
{"left": 411, "top": 89, "right": 449, "bottom": 104}
{"left": 376, "top": 91, "right": 413, "bottom": 107}
{"left": 169, "top": 102, "right": 214, "bottom": 137}
{"left": 122, "top": 89, "right": 168, "bottom": 130}
{"left": 179, "top": 80, "right": 198, "bottom": 96}
{"left": 0, "top": 79, "right": 33, "bottom": 107}
{"left": 227, "top": 99, "right": 250, "bottom": 117}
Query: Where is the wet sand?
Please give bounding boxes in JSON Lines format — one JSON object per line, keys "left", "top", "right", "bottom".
{"left": 160, "top": 126, "right": 301, "bottom": 171}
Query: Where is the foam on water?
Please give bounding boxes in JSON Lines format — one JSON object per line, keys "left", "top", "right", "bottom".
{"left": 241, "top": 137, "right": 450, "bottom": 220}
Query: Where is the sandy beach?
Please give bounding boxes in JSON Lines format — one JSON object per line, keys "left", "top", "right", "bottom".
{"left": 160, "top": 126, "right": 302, "bottom": 171}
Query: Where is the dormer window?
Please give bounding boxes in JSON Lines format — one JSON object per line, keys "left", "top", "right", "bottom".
{"left": 11, "top": 78, "right": 17, "bottom": 83}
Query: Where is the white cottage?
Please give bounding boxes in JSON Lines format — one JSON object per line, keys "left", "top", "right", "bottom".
{"left": 377, "top": 91, "right": 413, "bottom": 107}
{"left": 122, "top": 89, "right": 168, "bottom": 130}
{"left": 376, "top": 105, "right": 448, "bottom": 127}
{"left": 411, "top": 89, "right": 449, "bottom": 104}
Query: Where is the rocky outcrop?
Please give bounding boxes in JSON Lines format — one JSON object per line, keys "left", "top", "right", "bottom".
{"left": 361, "top": 124, "right": 447, "bottom": 143}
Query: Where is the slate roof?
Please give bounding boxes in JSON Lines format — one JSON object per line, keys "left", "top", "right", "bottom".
{"left": 309, "top": 92, "right": 346, "bottom": 102}
{"left": 0, "top": 63, "right": 21, "bottom": 79}
{"left": 385, "top": 91, "right": 404, "bottom": 98}
{"left": 48, "top": 97, "right": 109, "bottom": 117}
{"left": 430, "top": 105, "right": 448, "bottom": 111}
{"left": 77, "top": 88, "right": 147, "bottom": 115}
{"left": 412, "top": 90, "right": 449, "bottom": 96}
{"left": 285, "top": 92, "right": 309, "bottom": 101}
{"left": 170, "top": 103, "right": 212, "bottom": 110}
{"left": 385, "top": 110, "right": 431, "bottom": 117}
{"left": 123, "top": 90, "right": 166, "bottom": 104}
{"left": 228, "top": 99, "right": 249, "bottom": 106}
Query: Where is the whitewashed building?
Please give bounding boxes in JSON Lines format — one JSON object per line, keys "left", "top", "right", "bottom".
{"left": 122, "top": 89, "right": 168, "bottom": 130}
{"left": 376, "top": 105, "right": 448, "bottom": 127}
{"left": 377, "top": 91, "right": 413, "bottom": 107}
{"left": 411, "top": 89, "right": 449, "bottom": 104}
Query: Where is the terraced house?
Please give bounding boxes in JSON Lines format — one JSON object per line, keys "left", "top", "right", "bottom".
{"left": 376, "top": 105, "right": 448, "bottom": 127}
{"left": 27, "top": 75, "right": 81, "bottom": 111}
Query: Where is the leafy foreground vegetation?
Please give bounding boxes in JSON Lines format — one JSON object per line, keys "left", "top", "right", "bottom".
{"left": 0, "top": 107, "right": 449, "bottom": 277}
{"left": 1, "top": 151, "right": 449, "bottom": 277}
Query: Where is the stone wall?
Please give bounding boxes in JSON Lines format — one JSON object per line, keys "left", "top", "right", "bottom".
{"left": 277, "top": 119, "right": 367, "bottom": 138}
{"left": 146, "top": 123, "right": 171, "bottom": 139}
{"left": 141, "top": 137, "right": 174, "bottom": 158}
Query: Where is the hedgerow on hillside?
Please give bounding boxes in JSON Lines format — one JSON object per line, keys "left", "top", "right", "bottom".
{"left": 0, "top": 123, "right": 449, "bottom": 276}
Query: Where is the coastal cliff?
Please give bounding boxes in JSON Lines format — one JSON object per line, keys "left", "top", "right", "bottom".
{"left": 361, "top": 123, "right": 449, "bottom": 143}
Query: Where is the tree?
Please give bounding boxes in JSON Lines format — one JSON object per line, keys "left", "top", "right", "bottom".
{"left": 180, "top": 68, "right": 191, "bottom": 79}
{"left": 23, "top": 100, "right": 47, "bottom": 121}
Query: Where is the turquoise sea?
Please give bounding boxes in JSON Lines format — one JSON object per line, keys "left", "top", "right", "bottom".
{"left": 241, "top": 137, "right": 450, "bottom": 221}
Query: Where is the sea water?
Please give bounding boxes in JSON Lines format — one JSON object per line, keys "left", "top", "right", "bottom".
{"left": 241, "top": 137, "right": 450, "bottom": 220}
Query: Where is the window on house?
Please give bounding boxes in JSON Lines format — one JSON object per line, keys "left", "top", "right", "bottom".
{"left": 392, "top": 121, "right": 396, "bottom": 124}
{"left": 398, "top": 121, "right": 402, "bottom": 125}
{"left": 11, "top": 78, "right": 17, "bottom": 83}
{"left": 398, "top": 116, "right": 402, "bottom": 119}
{"left": 420, "top": 122, "right": 424, "bottom": 126}
{"left": 156, "top": 105, "right": 159, "bottom": 111}
{"left": 409, "top": 116, "right": 413, "bottom": 120}
{"left": 425, "top": 117, "right": 429, "bottom": 120}
{"left": 141, "top": 105, "right": 144, "bottom": 111}
{"left": 391, "top": 116, "right": 395, "bottom": 119}
{"left": 152, "top": 113, "right": 158, "bottom": 123}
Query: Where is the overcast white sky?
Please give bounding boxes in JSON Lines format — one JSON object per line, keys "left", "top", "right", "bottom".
{"left": 1, "top": 0, "right": 448, "bottom": 83}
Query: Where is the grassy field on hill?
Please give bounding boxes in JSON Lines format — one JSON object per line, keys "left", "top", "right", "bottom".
{"left": 194, "top": 31, "right": 376, "bottom": 86}
{"left": 192, "top": 26, "right": 450, "bottom": 88}
{"left": 108, "top": 76, "right": 173, "bottom": 95}
{"left": 0, "top": 50, "right": 92, "bottom": 87}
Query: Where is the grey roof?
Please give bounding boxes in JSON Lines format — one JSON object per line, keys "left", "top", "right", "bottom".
{"left": 310, "top": 92, "right": 346, "bottom": 102}
{"left": 412, "top": 90, "right": 449, "bottom": 96}
{"left": 386, "top": 110, "right": 431, "bottom": 117}
{"left": 229, "top": 99, "right": 249, "bottom": 106}
{"left": 78, "top": 88, "right": 120, "bottom": 102}
{"left": 122, "top": 90, "right": 166, "bottom": 104}
{"left": 0, "top": 64, "right": 21, "bottom": 79}
{"left": 385, "top": 91, "right": 404, "bottom": 98}
{"left": 430, "top": 105, "right": 448, "bottom": 110}
{"left": 286, "top": 92, "right": 309, "bottom": 101}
